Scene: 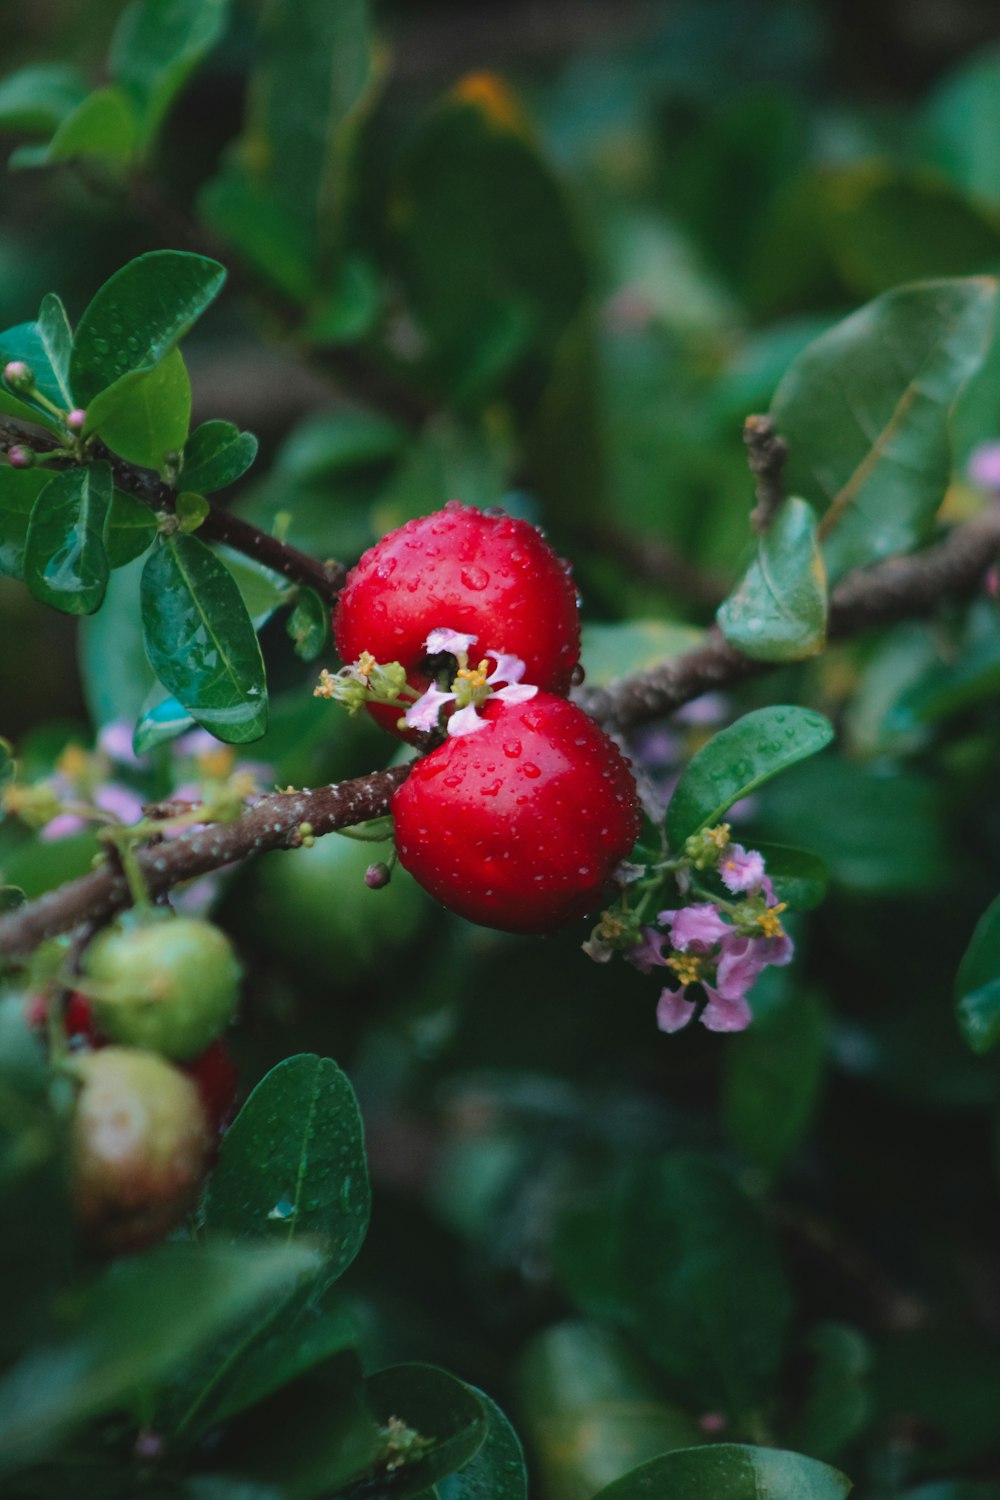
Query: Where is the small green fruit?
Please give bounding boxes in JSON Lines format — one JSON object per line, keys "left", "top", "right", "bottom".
{"left": 72, "top": 1047, "right": 211, "bottom": 1252}
{"left": 84, "top": 916, "right": 240, "bottom": 1060}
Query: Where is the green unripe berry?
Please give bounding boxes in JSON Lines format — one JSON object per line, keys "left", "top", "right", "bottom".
{"left": 83, "top": 916, "right": 241, "bottom": 1060}
{"left": 72, "top": 1047, "right": 211, "bottom": 1252}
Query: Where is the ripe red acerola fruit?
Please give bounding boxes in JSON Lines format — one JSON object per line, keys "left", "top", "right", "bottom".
{"left": 391, "top": 692, "right": 642, "bottom": 933}
{"left": 183, "top": 1038, "right": 238, "bottom": 1139}
{"left": 333, "top": 503, "right": 580, "bottom": 737}
{"left": 71, "top": 1047, "right": 212, "bottom": 1252}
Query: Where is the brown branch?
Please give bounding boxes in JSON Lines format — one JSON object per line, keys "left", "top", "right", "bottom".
{"left": 0, "top": 767, "right": 409, "bottom": 960}
{"left": 744, "top": 413, "right": 788, "bottom": 534}
{"left": 0, "top": 417, "right": 346, "bottom": 605}
{"left": 574, "top": 504, "right": 1000, "bottom": 729}
{"left": 3, "top": 507, "right": 1000, "bottom": 960}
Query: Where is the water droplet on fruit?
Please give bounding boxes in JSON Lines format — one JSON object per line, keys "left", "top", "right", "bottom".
{"left": 461, "top": 565, "right": 489, "bottom": 591}
{"left": 481, "top": 780, "right": 502, "bottom": 796}
{"left": 503, "top": 740, "right": 521, "bottom": 758}
{"left": 522, "top": 762, "right": 540, "bottom": 778}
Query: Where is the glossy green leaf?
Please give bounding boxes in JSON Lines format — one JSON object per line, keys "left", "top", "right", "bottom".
{"left": 216, "top": 547, "right": 291, "bottom": 629}
{"left": 13, "top": 87, "right": 138, "bottom": 170}
{"left": 435, "top": 1389, "right": 527, "bottom": 1500}
{"left": 789, "top": 1324, "right": 874, "bottom": 1462}
{"left": 242, "top": 0, "right": 375, "bottom": 259}
{"left": 0, "top": 1239, "right": 321, "bottom": 1477}
{"left": 204, "top": 1054, "right": 370, "bottom": 1279}
{"left": 581, "top": 620, "right": 704, "bottom": 687}
{"left": 140, "top": 532, "right": 268, "bottom": 743}
{"left": 624, "top": 1153, "right": 791, "bottom": 1415}
{"left": 956, "top": 892, "right": 1000, "bottom": 1053}
{"left": 133, "top": 687, "right": 195, "bottom": 753}
{"left": 717, "top": 496, "right": 827, "bottom": 662}
{"left": 0, "top": 299, "right": 74, "bottom": 419}
{"left": 36, "top": 294, "right": 74, "bottom": 405}
{"left": 724, "top": 988, "right": 827, "bottom": 1174}
{"left": 287, "top": 588, "right": 327, "bottom": 661}
{"left": 110, "top": 0, "right": 231, "bottom": 148}
{"left": 0, "top": 466, "right": 50, "bottom": 579}
{"left": 177, "top": 490, "right": 210, "bottom": 532}
{"left": 70, "top": 250, "right": 226, "bottom": 406}
{"left": 356, "top": 1364, "right": 489, "bottom": 1499}
{"left": 105, "top": 489, "right": 157, "bottom": 567}
{"left": 590, "top": 1444, "right": 851, "bottom": 1500}
{"left": 665, "top": 705, "right": 834, "bottom": 851}
{"left": 772, "top": 278, "right": 998, "bottom": 579}
{"left": 517, "top": 1323, "right": 701, "bottom": 1500}
{"left": 23, "top": 463, "right": 113, "bottom": 615}
{"left": 86, "top": 346, "right": 192, "bottom": 470}
{"left": 0, "top": 65, "right": 88, "bottom": 134}
{"left": 182, "top": 420, "right": 258, "bottom": 493}
{"left": 78, "top": 558, "right": 156, "bottom": 728}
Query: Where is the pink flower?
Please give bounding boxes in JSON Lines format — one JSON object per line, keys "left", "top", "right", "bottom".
{"left": 719, "top": 843, "right": 765, "bottom": 894}
{"left": 425, "top": 627, "right": 478, "bottom": 656}
{"left": 969, "top": 442, "right": 1000, "bottom": 491}
{"left": 404, "top": 636, "right": 538, "bottom": 738}
{"left": 660, "top": 903, "right": 731, "bottom": 951}
{"left": 655, "top": 982, "right": 752, "bottom": 1035}
{"left": 627, "top": 925, "right": 670, "bottom": 972}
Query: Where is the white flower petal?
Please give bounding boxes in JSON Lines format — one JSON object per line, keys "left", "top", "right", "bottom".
{"left": 405, "top": 685, "right": 456, "bottom": 731}
{"left": 485, "top": 651, "right": 527, "bottom": 685}
{"left": 447, "top": 703, "right": 488, "bottom": 737}
{"left": 494, "top": 683, "right": 537, "bottom": 705}
{"left": 425, "top": 627, "right": 477, "bottom": 656}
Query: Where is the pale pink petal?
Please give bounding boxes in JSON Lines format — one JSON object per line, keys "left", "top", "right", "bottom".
{"left": 494, "top": 682, "right": 537, "bottom": 705}
{"left": 40, "top": 813, "right": 86, "bottom": 842}
{"left": 719, "top": 844, "right": 765, "bottom": 894}
{"left": 660, "top": 903, "right": 731, "bottom": 951}
{"left": 404, "top": 684, "right": 456, "bottom": 732}
{"left": 715, "top": 933, "right": 767, "bottom": 999}
{"left": 447, "top": 703, "right": 488, "bottom": 737}
{"left": 94, "top": 784, "right": 144, "bottom": 825}
{"left": 657, "top": 987, "right": 695, "bottom": 1033}
{"left": 486, "top": 651, "right": 527, "bottom": 685}
{"left": 700, "top": 985, "right": 753, "bottom": 1033}
{"left": 425, "top": 627, "right": 477, "bottom": 656}
{"left": 627, "top": 925, "right": 669, "bottom": 973}
{"left": 97, "top": 721, "right": 145, "bottom": 766}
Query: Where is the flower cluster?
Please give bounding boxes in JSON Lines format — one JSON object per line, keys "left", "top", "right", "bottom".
{"left": 586, "top": 823, "right": 793, "bottom": 1035}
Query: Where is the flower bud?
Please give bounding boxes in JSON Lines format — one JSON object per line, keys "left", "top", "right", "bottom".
{"left": 3, "top": 360, "right": 34, "bottom": 393}
{"left": 365, "top": 861, "right": 391, "bottom": 889}
{"left": 66, "top": 408, "right": 87, "bottom": 433}
{"left": 8, "top": 445, "right": 35, "bottom": 470}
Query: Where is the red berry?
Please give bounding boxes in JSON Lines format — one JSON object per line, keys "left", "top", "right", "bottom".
{"left": 71, "top": 1047, "right": 212, "bottom": 1253}
{"left": 333, "top": 503, "right": 580, "bottom": 738}
{"left": 391, "top": 692, "right": 642, "bottom": 933}
{"left": 183, "top": 1039, "right": 238, "bottom": 1139}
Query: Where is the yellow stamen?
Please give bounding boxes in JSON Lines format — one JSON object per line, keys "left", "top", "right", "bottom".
{"left": 756, "top": 902, "right": 788, "bottom": 939}
{"left": 314, "top": 669, "right": 337, "bottom": 699}
{"left": 456, "top": 660, "right": 489, "bottom": 692}
{"left": 197, "top": 746, "right": 236, "bottom": 779}
{"left": 706, "top": 823, "right": 731, "bottom": 851}
{"left": 356, "top": 651, "right": 377, "bottom": 680}
{"left": 667, "top": 952, "right": 708, "bottom": 986}
{"left": 56, "top": 744, "right": 88, "bottom": 780}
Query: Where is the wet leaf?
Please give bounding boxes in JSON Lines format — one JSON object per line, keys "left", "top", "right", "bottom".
{"left": 23, "top": 462, "right": 113, "bottom": 614}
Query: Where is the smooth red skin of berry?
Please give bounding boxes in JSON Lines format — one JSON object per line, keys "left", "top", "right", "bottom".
{"left": 391, "top": 692, "right": 642, "bottom": 934}
{"left": 333, "top": 503, "right": 581, "bottom": 738}
{"left": 183, "top": 1039, "right": 238, "bottom": 1139}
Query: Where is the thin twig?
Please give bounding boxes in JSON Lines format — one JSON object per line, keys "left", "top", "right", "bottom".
{"left": 744, "top": 413, "right": 788, "bottom": 534}
{"left": 0, "top": 417, "right": 346, "bottom": 605}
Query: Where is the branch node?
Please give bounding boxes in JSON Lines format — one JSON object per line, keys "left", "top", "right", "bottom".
{"left": 743, "top": 414, "right": 788, "bottom": 534}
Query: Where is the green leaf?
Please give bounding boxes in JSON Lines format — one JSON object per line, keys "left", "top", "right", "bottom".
{"left": 771, "top": 278, "right": 998, "bottom": 579}
{"left": 717, "top": 497, "right": 827, "bottom": 662}
{"left": 204, "top": 1054, "right": 370, "bottom": 1279}
{"left": 590, "top": 1444, "right": 851, "bottom": 1500}
{"left": 751, "top": 842, "right": 829, "bottom": 911}
{"left": 356, "top": 1364, "right": 489, "bottom": 1499}
{"left": 624, "top": 1154, "right": 791, "bottom": 1416}
{"left": 581, "top": 620, "right": 704, "bottom": 687}
{"left": 0, "top": 1239, "right": 321, "bottom": 1477}
{"left": 216, "top": 546, "right": 291, "bottom": 629}
{"left": 0, "top": 297, "right": 74, "bottom": 415}
{"left": 0, "top": 65, "right": 88, "bottom": 134}
{"left": 110, "top": 0, "right": 232, "bottom": 148}
{"left": 23, "top": 463, "right": 114, "bottom": 615}
{"left": 789, "top": 1324, "right": 874, "bottom": 1462}
{"left": 724, "top": 988, "right": 827, "bottom": 1174}
{"left": 922, "top": 51, "right": 1000, "bottom": 210}
{"left": 665, "top": 705, "right": 834, "bottom": 851}
{"left": 436, "top": 1389, "right": 527, "bottom": 1500}
{"left": 13, "top": 87, "right": 138, "bottom": 170}
{"left": 183, "top": 420, "right": 258, "bottom": 493}
{"left": 0, "top": 885, "right": 26, "bottom": 913}
{"left": 70, "top": 250, "right": 226, "bottom": 406}
{"left": 133, "top": 687, "right": 195, "bottom": 753}
{"left": 78, "top": 558, "right": 156, "bottom": 728}
{"left": 276, "top": 410, "right": 406, "bottom": 482}
{"left": 956, "top": 892, "right": 1000, "bottom": 1053}
{"left": 398, "top": 80, "right": 588, "bottom": 397}
{"left": 517, "top": 1322, "right": 701, "bottom": 1500}
{"left": 0, "top": 466, "right": 50, "bottom": 579}
{"left": 199, "top": 167, "right": 315, "bottom": 303}
{"left": 288, "top": 588, "right": 327, "bottom": 661}
{"left": 177, "top": 490, "right": 211, "bottom": 532}
{"left": 140, "top": 532, "right": 268, "bottom": 743}
{"left": 242, "top": 0, "right": 375, "bottom": 262}
{"left": 85, "top": 346, "right": 192, "bottom": 470}
{"left": 105, "top": 489, "right": 158, "bottom": 568}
